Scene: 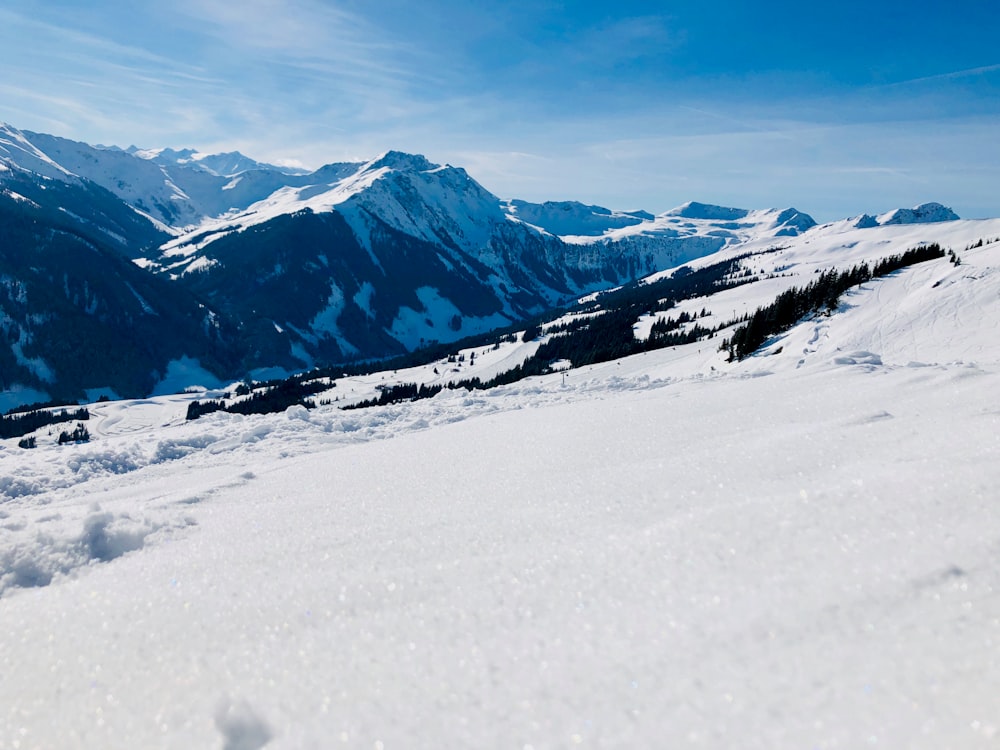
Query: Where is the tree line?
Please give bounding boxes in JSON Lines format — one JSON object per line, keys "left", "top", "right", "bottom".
{"left": 185, "top": 378, "right": 330, "bottom": 420}
{"left": 1, "top": 406, "right": 90, "bottom": 439}
{"left": 722, "top": 244, "right": 945, "bottom": 361}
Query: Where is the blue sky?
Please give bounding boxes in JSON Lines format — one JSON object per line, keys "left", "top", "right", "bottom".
{"left": 1, "top": 0, "right": 998, "bottom": 220}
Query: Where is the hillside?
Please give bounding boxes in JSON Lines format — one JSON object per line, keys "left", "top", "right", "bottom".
{"left": 0, "top": 168, "right": 237, "bottom": 402}
{"left": 0, "top": 209, "right": 998, "bottom": 748}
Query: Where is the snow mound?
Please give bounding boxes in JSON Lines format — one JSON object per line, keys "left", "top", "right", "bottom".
{"left": 879, "top": 202, "right": 960, "bottom": 225}
{"left": 0, "top": 509, "right": 169, "bottom": 596}
{"left": 831, "top": 350, "right": 884, "bottom": 368}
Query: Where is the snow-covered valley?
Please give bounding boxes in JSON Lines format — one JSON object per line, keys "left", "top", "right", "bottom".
{"left": 2, "top": 225, "right": 999, "bottom": 748}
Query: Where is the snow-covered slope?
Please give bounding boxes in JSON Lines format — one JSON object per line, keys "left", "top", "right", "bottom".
{"left": 0, "top": 123, "right": 77, "bottom": 181}
{"left": 1, "top": 215, "right": 998, "bottom": 748}
{"left": 503, "top": 199, "right": 653, "bottom": 236}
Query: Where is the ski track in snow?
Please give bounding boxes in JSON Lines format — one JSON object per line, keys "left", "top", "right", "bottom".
{"left": 1, "top": 231, "right": 1000, "bottom": 748}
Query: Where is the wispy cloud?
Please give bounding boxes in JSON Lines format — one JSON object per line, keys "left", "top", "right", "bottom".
{"left": 170, "top": 0, "right": 441, "bottom": 89}
{"left": 876, "top": 63, "right": 1000, "bottom": 90}
{"left": 0, "top": 6, "right": 229, "bottom": 140}
{"left": 0, "top": 1, "right": 454, "bottom": 155}
{"left": 0, "top": 8, "right": 204, "bottom": 74}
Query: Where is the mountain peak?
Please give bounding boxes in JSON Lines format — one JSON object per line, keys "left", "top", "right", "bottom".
{"left": 853, "top": 214, "right": 880, "bottom": 229}
{"left": 770, "top": 207, "right": 817, "bottom": 236}
{"left": 123, "top": 145, "right": 306, "bottom": 177}
{"left": 879, "top": 202, "right": 960, "bottom": 225}
{"left": 127, "top": 145, "right": 199, "bottom": 162}
{"left": 367, "top": 150, "right": 437, "bottom": 173}
{"left": 666, "top": 201, "right": 750, "bottom": 221}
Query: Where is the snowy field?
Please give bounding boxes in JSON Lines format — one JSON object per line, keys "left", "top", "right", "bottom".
{"left": 2, "top": 232, "right": 1000, "bottom": 748}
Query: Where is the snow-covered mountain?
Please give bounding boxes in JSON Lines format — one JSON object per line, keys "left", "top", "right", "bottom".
{"left": 144, "top": 157, "right": 821, "bottom": 368}
{"left": 2, "top": 123, "right": 820, "bottom": 385}
{"left": 0, "top": 126, "right": 247, "bottom": 401}
{"left": 0, "top": 164, "right": 238, "bottom": 401}
{"left": 123, "top": 145, "right": 311, "bottom": 178}
{"left": 4, "top": 126, "right": 340, "bottom": 229}
{"left": 0, "top": 121, "right": 977, "bottom": 407}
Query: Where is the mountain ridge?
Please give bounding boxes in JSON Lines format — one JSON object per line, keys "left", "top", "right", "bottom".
{"left": 0, "top": 121, "right": 973, "bottom": 408}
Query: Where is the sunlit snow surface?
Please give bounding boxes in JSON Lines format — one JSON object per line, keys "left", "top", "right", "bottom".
{"left": 2, "top": 237, "right": 1000, "bottom": 748}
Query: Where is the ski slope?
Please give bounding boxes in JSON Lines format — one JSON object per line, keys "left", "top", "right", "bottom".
{"left": 1, "top": 224, "right": 999, "bottom": 749}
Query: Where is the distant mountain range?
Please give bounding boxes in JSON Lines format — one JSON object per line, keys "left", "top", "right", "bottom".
{"left": 0, "top": 122, "right": 966, "bottom": 407}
